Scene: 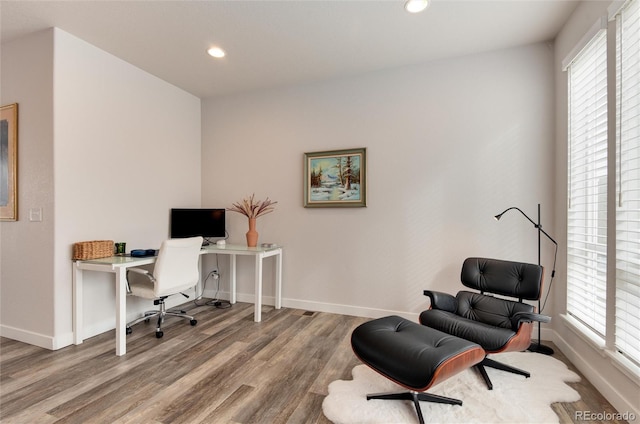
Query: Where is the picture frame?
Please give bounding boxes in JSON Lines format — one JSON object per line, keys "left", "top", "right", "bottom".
{"left": 1, "top": 103, "right": 18, "bottom": 221}
{"left": 304, "top": 147, "right": 366, "bottom": 208}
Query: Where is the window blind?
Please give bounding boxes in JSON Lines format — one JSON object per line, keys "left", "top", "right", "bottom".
{"left": 567, "top": 29, "right": 608, "bottom": 338}
{"left": 615, "top": 0, "right": 640, "bottom": 366}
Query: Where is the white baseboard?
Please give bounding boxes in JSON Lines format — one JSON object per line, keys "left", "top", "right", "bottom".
{"left": 0, "top": 292, "right": 200, "bottom": 351}
{"left": 281, "top": 297, "right": 419, "bottom": 321}
{"left": 0, "top": 324, "right": 55, "bottom": 350}
{"left": 203, "top": 289, "right": 419, "bottom": 321}
{"left": 551, "top": 329, "right": 640, "bottom": 423}
{"left": 202, "top": 289, "right": 560, "bottom": 336}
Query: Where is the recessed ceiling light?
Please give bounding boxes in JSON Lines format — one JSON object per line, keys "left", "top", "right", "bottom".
{"left": 207, "top": 47, "right": 226, "bottom": 58}
{"left": 405, "top": 0, "right": 429, "bottom": 13}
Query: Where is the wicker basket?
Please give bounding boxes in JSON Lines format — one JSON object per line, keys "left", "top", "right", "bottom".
{"left": 72, "top": 240, "right": 114, "bottom": 260}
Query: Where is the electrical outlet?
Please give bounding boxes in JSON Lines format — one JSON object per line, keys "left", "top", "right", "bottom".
{"left": 29, "top": 208, "right": 43, "bottom": 222}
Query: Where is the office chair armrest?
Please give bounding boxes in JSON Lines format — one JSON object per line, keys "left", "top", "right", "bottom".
{"left": 126, "top": 268, "right": 155, "bottom": 293}
{"left": 423, "top": 290, "right": 457, "bottom": 313}
{"left": 511, "top": 312, "right": 551, "bottom": 330}
{"left": 127, "top": 268, "right": 153, "bottom": 279}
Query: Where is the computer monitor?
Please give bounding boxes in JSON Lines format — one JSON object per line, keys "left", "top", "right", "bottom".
{"left": 170, "top": 209, "right": 226, "bottom": 241}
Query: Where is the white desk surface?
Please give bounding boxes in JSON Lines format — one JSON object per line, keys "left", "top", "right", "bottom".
{"left": 201, "top": 243, "right": 282, "bottom": 255}
{"left": 77, "top": 255, "right": 156, "bottom": 267}
{"left": 78, "top": 244, "right": 282, "bottom": 266}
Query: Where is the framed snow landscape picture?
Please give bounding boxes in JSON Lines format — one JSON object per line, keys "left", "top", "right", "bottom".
{"left": 304, "top": 148, "right": 366, "bottom": 208}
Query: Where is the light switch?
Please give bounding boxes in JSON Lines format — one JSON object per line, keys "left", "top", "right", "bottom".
{"left": 29, "top": 208, "right": 43, "bottom": 222}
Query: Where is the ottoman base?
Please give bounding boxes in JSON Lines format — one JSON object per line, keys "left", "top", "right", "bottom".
{"left": 367, "top": 390, "right": 462, "bottom": 424}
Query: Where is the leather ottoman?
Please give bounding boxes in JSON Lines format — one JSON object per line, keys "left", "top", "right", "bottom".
{"left": 351, "top": 315, "right": 484, "bottom": 424}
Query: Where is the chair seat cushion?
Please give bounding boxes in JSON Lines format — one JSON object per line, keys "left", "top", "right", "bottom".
{"left": 419, "top": 309, "right": 517, "bottom": 352}
{"left": 128, "top": 274, "right": 156, "bottom": 299}
{"left": 351, "top": 315, "right": 484, "bottom": 391}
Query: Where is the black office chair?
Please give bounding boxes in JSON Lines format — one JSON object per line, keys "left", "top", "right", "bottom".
{"left": 419, "top": 257, "right": 550, "bottom": 390}
{"left": 125, "top": 236, "right": 202, "bottom": 338}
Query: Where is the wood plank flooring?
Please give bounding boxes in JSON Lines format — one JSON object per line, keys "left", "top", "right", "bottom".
{"left": 0, "top": 301, "right": 628, "bottom": 423}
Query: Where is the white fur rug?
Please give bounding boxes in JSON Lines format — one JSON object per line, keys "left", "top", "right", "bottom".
{"left": 323, "top": 352, "right": 581, "bottom": 424}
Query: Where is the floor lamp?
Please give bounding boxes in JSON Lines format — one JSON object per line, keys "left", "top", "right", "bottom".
{"left": 494, "top": 203, "right": 558, "bottom": 355}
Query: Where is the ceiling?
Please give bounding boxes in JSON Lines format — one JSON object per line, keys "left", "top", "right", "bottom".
{"left": 0, "top": 0, "right": 580, "bottom": 99}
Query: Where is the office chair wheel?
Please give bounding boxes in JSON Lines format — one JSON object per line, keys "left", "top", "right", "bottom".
{"left": 126, "top": 326, "right": 132, "bottom": 335}
{"left": 190, "top": 319, "right": 197, "bottom": 326}
{"left": 155, "top": 330, "right": 164, "bottom": 338}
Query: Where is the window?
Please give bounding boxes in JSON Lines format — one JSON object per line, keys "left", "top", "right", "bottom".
{"left": 615, "top": 0, "right": 640, "bottom": 366}
{"left": 566, "top": 0, "right": 640, "bottom": 369}
{"left": 567, "top": 29, "right": 608, "bottom": 338}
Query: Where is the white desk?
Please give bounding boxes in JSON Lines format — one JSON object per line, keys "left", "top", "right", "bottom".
{"left": 72, "top": 244, "right": 282, "bottom": 356}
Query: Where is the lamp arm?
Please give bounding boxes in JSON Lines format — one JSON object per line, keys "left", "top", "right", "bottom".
{"left": 496, "top": 206, "right": 557, "bottom": 246}
{"left": 496, "top": 207, "right": 537, "bottom": 227}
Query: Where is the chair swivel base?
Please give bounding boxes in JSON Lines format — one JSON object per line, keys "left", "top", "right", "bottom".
{"left": 126, "top": 301, "right": 197, "bottom": 338}
{"left": 367, "top": 390, "right": 462, "bottom": 424}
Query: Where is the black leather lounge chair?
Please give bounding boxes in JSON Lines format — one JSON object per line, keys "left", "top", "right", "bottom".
{"left": 420, "top": 257, "right": 551, "bottom": 390}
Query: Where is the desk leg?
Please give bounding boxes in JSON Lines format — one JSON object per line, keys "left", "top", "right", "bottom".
{"left": 230, "top": 254, "right": 237, "bottom": 304}
{"left": 115, "top": 268, "right": 127, "bottom": 356}
{"left": 72, "top": 262, "right": 83, "bottom": 345}
{"left": 197, "top": 256, "right": 203, "bottom": 300}
{"left": 275, "top": 250, "right": 282, "bottom": 310}
{"left": 254, "top": 254, "right": 263, "bottom": 322}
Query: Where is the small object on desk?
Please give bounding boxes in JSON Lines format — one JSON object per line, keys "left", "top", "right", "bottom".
{"left": 115, "top": 242, "right": 126, "bottom": 255}
{"left": 216, "top": 240, "right": 226, "bottom": 246}
{"left": 261, "top": 243, "right": 276, "bottom": 248}
{"left": 130, "top": 249, "right": 157, "bottom": 257}
{"left": 72, "top": 240, "right": 115, "bottom": 260}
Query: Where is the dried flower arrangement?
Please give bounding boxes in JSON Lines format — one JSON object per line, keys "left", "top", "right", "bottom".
{"left": 228, "top": 194, "right": 278, "bottom": 219}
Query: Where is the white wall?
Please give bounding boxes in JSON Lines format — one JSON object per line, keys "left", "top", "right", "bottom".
{"left": 0, "top": 28, "right": 202, "bottom": 348}
{"left": 202, "top": 42, "right": 557, "bottom": 321}
{"left": 52, "top": 29, "right": 202, "bottom": 343}
{"left": 0, "top": 30, "right": 56, "bottom": 345}
{"left": 553, "top": 1, "right": 640, "bottom": 420}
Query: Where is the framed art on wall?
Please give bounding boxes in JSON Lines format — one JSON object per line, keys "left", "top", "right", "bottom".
{"left": 1, "top": 103, "right": 18, "bottom": 221}
{"left": 304, "top": 147, "right": 366, "bottom": 208}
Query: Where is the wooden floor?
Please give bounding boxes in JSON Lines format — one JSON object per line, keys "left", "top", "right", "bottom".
{"left": 0, "top": 301, "right": 627, "bottom": 424}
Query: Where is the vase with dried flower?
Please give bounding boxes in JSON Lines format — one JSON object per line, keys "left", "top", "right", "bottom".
{"left": 228, "top": 194, "right": 277, "bottom": 247}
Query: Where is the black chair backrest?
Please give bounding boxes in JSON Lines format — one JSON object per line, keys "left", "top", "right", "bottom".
{"left": 461, "top": 257, "right": 543, "bottom": 301}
